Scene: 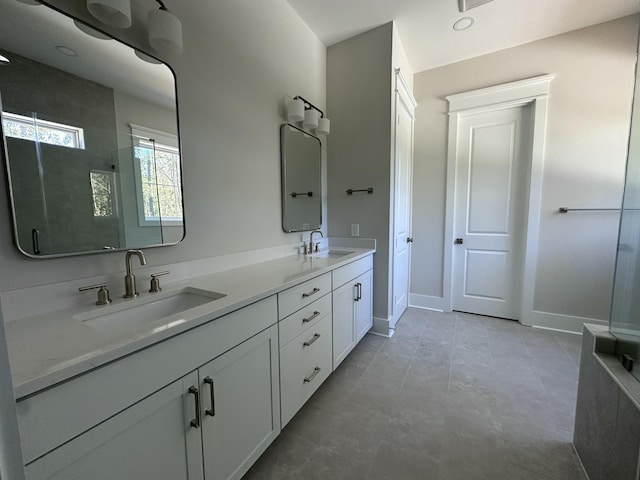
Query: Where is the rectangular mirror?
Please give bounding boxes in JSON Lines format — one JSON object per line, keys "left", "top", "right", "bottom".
{"left": 0, "top": 1, "right": 183, "bottom": 257}
{"left": 280, "top": 123, "right": 322, "bottom": 232}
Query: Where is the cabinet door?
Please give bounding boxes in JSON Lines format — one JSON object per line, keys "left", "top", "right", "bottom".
{"left": 200, "top": 325, "right": 280, "bottom": 480}
{"left": 355, "top": 270, "right": 373, "bottom": 343}
{"left": 25, "top": 372, "right": 204, "bottom": 480}
{"left": 333, "top": 280, "right": 357, "bottom": 369}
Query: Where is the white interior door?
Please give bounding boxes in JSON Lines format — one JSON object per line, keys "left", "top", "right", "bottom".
{"left": 391, "top": 74, "right": 414, "bottom": 327}
{"left": 452, "top": 104, "right": 532, "bottom": 319}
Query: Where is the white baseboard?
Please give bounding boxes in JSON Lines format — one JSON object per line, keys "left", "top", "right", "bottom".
{"left": 372, "top": 316, "right": 392, "bottom": 337}
{"left": 524, "top": 310, "right": 608, "bottom": 334}
{"left": 409, "top": 294, "right": 446, "bottom": 312}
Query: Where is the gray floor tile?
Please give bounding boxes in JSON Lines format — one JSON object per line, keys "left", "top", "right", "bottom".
{"left": 243, "top": 309, "right": 587, "bottom": 480}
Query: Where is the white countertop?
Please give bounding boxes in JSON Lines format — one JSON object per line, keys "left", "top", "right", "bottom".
{"left": 6, "top": 247, "right": 375, "bottom": 399}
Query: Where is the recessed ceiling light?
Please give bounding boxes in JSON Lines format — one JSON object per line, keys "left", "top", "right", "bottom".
{"left": 55, "top": 45, "right": 78, "bottom": 57}
{"left": 453, "top": 17, "right": 475, "bottom": 31}
{"left": 0, "top": 54, "right": 10, "bottom": 65}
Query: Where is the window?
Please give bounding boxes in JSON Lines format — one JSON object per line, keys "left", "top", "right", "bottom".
{"left": 131, "top": 125, "right": 182, "bottom": 224}
{"left": 90, "top": 171, "right": 116, "bottom": 217}
{"left": 2, "top": 111, "right": 85, "bottom": 149}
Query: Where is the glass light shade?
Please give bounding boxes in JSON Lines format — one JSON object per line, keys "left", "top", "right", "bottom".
{"left": 316, "top": 117, "right": 330, "bottom": 135}
{"left": 148, "top": 8, "right": 183, "bottom": 55}
{"left": 74, "top": 19, "right": 112, "bottom": 40}
{"left": 287, "top": 98, "right": 304, "bottom": 122}
{"left": 86, "top": 0, "right": 132, "bottom": 29}
{"left": 303, "top": 109, "right": 320, "bottom": 129}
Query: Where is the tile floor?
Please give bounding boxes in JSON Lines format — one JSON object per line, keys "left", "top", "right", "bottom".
{"left": 244, "top": 308, "right": 587, "bottom": 480}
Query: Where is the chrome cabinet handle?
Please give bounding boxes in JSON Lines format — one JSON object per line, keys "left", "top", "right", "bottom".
{"left": 357, "top": 283, "right": 362, "bottom": 301}
{"left": 188, "top": 386, "right": 201, "bottom": 428}
{"left": 302, "top": 287, "right": 320, "bottom": 298}
{"left": 302, "top": 311, "right": 320, "bottom": 323}
{"left": 204, "top": 377, "right": 215, "bottom": 417}
{"left": 303, "top": 333, "right": 321, "bottom": 347}
{"left": 304, "top": 367, "right": 321, "bottom": 383}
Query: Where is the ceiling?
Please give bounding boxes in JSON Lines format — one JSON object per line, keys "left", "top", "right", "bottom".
{"left": 287, "top": 0, "right": 640, "bottom": 73}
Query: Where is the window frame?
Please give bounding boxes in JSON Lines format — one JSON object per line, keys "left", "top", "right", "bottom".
{"left": 1, "top": 111, "right": 85, "bottom": 149}
{"left": 130, "top": 124, "right": 182, "bottom": 227}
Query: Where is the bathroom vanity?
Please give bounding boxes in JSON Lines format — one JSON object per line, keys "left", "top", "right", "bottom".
{"left": 7, "top": 247, "right": 374, "bottom": 480}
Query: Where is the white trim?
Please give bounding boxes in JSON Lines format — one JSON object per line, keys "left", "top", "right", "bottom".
{"left": 372, "top": 315, "right": 392, "bottom": 336}
{"left": 409, "top": 293, "right": 446, "bottom": 312}
{"left": 527, "top": 310, "right": 607, "bottom": 334}
{"left": 389, "top": 68, "right": 416, "bottom": 325}
{"left": 130, "top": 123, "right": 178, "bottom": 148}
{"left": 444, "top": 75, "right": 554, "bottom": 327}
{"left": 446, "top": 74, "right": 555, "bottom": 112}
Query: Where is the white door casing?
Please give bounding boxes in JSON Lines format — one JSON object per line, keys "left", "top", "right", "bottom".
{"left": 452, "top": 105, "right": 532, "bottom": 319}
{"left": 443, "top": 74, "right": 554, "bottom": 325}
{"left": 391, "top": 69, "right": 416, "bottom": 329}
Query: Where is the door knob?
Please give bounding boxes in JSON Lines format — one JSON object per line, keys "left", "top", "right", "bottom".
{"left": 406, "top": 237, "right": 413, "bottom": 243}
{"left": 454, "top": 238, "right": 463, "bottom": 245}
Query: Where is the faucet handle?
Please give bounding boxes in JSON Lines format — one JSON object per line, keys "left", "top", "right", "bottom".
{"left": 79, "top": 284, "right": 112, "bottom": 306}
{"left": 149, "top": 271, "right": 170, "bottom": 293}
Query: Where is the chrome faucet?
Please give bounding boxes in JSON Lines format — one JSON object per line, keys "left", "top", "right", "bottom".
{"left": 309, "top": 230, "right": 324, "bottom": 254}
{"left": 124, "top": 249, "right": 147, "bottom": 298}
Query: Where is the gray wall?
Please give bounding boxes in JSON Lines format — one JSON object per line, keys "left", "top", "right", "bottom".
{"left": 410, "top": 16, "right": 638, "bottom": 325}
{"left": 0, "top": 0, "right": 326, "bottom": 293}
{"left": 327, "top": 23, "right": 393, "bottom": 321}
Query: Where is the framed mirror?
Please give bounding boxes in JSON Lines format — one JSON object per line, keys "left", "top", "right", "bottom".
{"left": 0, "top": 1, "right": 183, "bottom": 258}
{"left": 280, "top": 123, "right": 322, "bottom": 232}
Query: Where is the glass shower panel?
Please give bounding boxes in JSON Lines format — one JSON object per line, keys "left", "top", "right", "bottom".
{"left": 611, "top": 30, "right": 640, "bottom": 380}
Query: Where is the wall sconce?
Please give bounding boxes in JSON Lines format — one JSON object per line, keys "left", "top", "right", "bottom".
{"left": 287, "top": 95, "right": 330, "bottom": 136}
{"left": 85, "top": 0, "right": 182, "bottom": 55}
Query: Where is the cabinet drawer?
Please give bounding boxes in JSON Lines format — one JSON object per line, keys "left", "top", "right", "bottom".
{"left": 279, "top": 293, "right": 331, "bottom": 347}
{"left": 280, "top": 332, "right": 332, "bottom": 427}
{"left": 278, "top": 272, "right": 331, "bottom": 320}
{"left": 332, "top": 255, "right": 373, "bottom": 288}
{"left": 280, "top": 313, "right": 332, "bottom": 368}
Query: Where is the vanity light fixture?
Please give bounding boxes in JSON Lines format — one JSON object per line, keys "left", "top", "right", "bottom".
{"left": 86, "top": 0, "right": 183, "bottom": 55}
{"left": 458, "top": 0, "right": 493, "bottom": 12}
{"left": 86, "top": 0, "right": 132, "bottom": 29}
{"left": 148, "top": 0, "right": 183, "bottom": 55}
{"left": 73, "top": 19, "right": 112, "bottom": 40}
{"left": 287, "top": 95, "right": 331, "bottom": 136}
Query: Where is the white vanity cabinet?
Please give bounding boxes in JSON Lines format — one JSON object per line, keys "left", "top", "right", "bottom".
{"left": 25, "top": 371, "right": 205, "bottom": 480}
{"left": 199, "top": 324, "right": 280, "bottom": 480}
{"left": 278, "top": 274, "right": 333, "bottom": 427}
{"left": 20, "top": 297, "right": 280, "bottom": 480}
{"left": 332, "top": 255, "right": 373, "bottom": 368}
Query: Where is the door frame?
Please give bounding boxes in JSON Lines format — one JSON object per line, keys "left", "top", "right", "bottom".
{"left": 443, "top": 74, "right": 554, "bottom": 325}
{"left": 389, "top": 68, "right": 417, "bottom": 330}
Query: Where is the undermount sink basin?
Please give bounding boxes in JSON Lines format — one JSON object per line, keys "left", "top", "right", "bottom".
{"left": 312, "top": 250, "right": 353, "bottom": 258}
{"left": 76, "top": 287, "right": 226, "bottom": 333}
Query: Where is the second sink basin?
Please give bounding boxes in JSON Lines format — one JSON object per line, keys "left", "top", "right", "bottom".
{"left": 312, "top": 250, "right": 353, "bottom": 258}
{"left": 76, "top": 287, "right": 226, "bottom": 333}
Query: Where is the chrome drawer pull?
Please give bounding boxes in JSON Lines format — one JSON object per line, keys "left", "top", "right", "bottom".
{"left": 204, "top": 377, "right": 215, "bottom": 417}
{"left": 188, "top": 386, "right": 201, "bottom": 428}
{"left": 302, "top": 311, "right": 320, "bottom": 323}
{"left": 303, "top": 333, "right": 321, "bottom": 347}
{"left": 304, "top": 367, "right": 321, "bottom": 383}
{"left": 302, "top": 287, "right": 321, "bottom": 298}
